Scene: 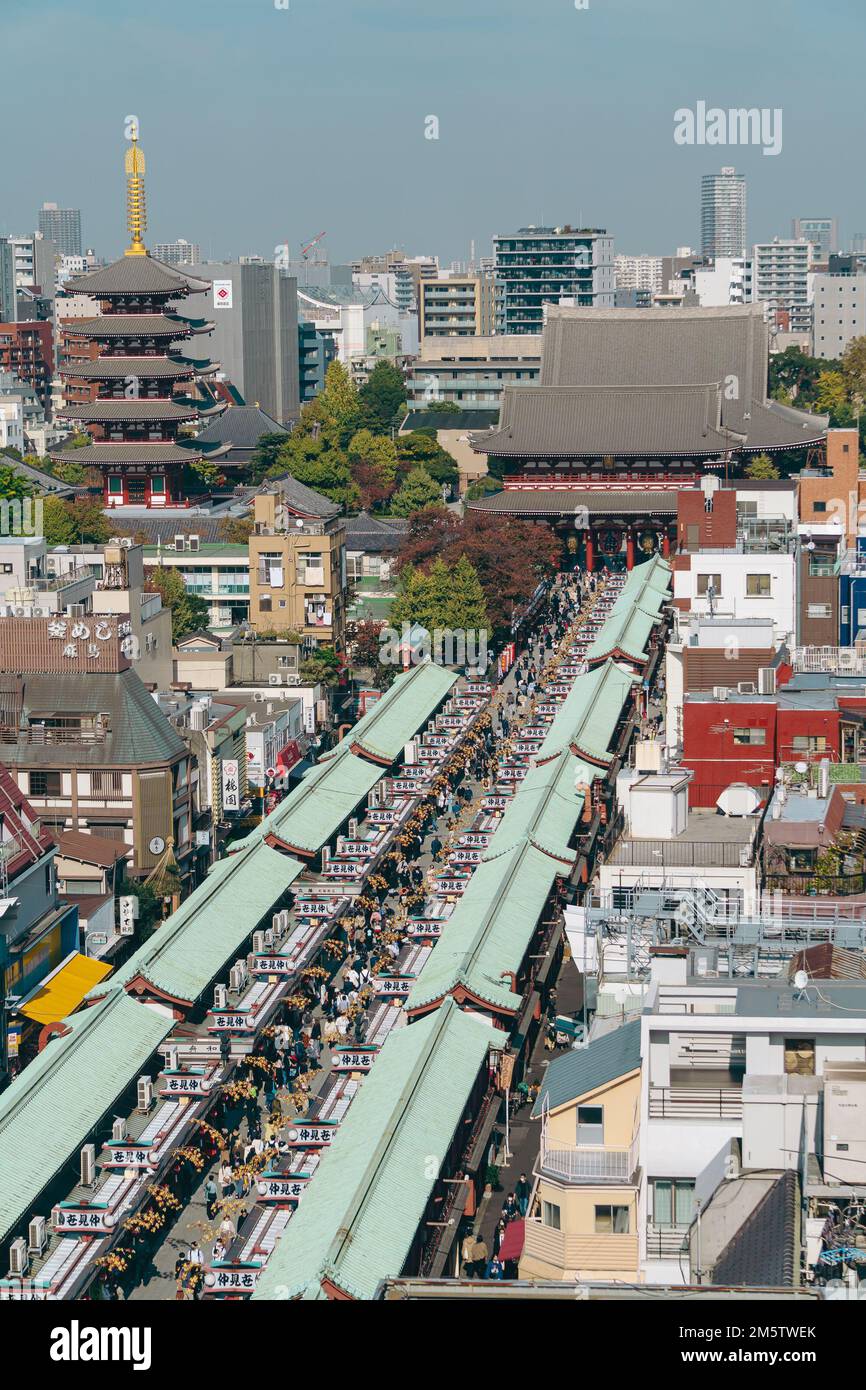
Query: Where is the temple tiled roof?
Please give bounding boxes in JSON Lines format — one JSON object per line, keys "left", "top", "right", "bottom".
{"left": 63, "top": 314, "right": 212, "bottom": 338}
{"left": 47, "top": 442, "right": 210, "bottom": 465}
{"left": 465, "top": 488, "right": 679, "bottom": 517}
{"left": 58, "top": 400, "right": 198, "bottom": 424}
{"left": 64, "top": 253, "right": 211, "bottom": 298}
{"left": 62, "top": 357, "right": 199, "bottom": 380}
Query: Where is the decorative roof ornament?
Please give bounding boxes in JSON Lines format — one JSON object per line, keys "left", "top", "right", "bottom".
{"left": 125, "top": 129, "right": 147, "bottom": 256}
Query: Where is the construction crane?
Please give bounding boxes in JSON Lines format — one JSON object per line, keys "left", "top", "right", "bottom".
{"left": 299, "top": 231, "right": 327, "bottom": 259}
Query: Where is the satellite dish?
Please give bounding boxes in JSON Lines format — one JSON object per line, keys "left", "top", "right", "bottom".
{"left": 793, "top": 969, "right": 810, "bottom": 993}
{"left": 794, "top": 762, "right": 808, "bottom": 774}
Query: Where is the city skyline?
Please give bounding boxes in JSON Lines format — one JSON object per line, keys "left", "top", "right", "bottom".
{"left": 3, "top": 0, "right": 865, "bottom": 266}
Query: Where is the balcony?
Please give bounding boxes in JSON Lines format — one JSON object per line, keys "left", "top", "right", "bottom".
{"left": 523, "top": 1219, "right": 639, "bottom": 1274}
{"left": 646, "top": 1224, "right": 691, "bottom": 1260}
{"left": 537, "top": 1137, "right": 638, "bottom": 1184}
{"left": 648, "top": 1085, "right": 743, "bottom": 1121}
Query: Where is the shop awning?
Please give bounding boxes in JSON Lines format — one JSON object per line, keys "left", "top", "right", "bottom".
{"left": 18, "top": 953, "right": 112, "bottom": 1026}
{"left": 499, "top": 1218, "right": 526, "bottom": 1264}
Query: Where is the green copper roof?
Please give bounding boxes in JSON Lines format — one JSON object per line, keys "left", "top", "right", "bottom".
{"left": 586, "top": 605, "right": 658, "bottom": 666}
{"left": 539, "top": 660, "right": 639, "bottom": 765}
{"left": 344, "top": 662, "right": 457, "bottom": 763}
{"left": 93, "top": 841, "right": 303, "bottom": 1003}
{"left": 253, "top": 1000, "right": 502, "bottom": 1301}
{"left": 0, "top": 992, "right": 173, "bottom": 1243}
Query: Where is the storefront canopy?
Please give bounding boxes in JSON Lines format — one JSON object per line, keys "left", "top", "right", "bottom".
{"left": 19, "top": 952, "right": 112, "bottom": 1026}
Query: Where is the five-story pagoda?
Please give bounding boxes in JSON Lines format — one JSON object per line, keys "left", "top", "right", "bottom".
{"left": 53, "top": 132, "right": 225, "bottom": 507}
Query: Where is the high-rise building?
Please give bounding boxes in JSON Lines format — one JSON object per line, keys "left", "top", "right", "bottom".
{"left": 753, "top": 239, "right": 813, "bottom": 336}
{"left": 187, "top": 260, "right": 300, "bottom": 424}
{"left": 493, "top": 226, "right": 615, "bottom": 334}
{"left": 0, "top": 240, "right": 15, "bottom": 321}
{"left": 51, "top": 132, "right": 221, "bottom": 508}
{"left": 38, "top": 203, "right": 82, "bottom": 259}
{"left": 792, "top": 217, "right": 838, "bottom": 261}
{"left": 701, "top": 167, "right": 747, "bottom": 259}
{"left": 693, "top": 256, "right": 754, "bottom": 307}
{"left": 153, "top": 238, "right": 202, "bottom": 267}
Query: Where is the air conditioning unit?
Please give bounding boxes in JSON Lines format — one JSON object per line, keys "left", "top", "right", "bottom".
{"left": 214, "top": 983, "right": 228, "bottom": 1010}
{"left": 273, "top": 908, "right": 290, "bottom": 936}
{"left": 120, "top": 536, "right": 133, "bottom": 548}
{"left": 137, "top": 1076, "right": 154, "bottom": 1114}
{"left": 263, "top": 927, "right": 274, "bottom": 950}
{"left": 837, "top": 648, "right": 857, "bottom": 671}
{"left": 758, "top": 667, "right": 776, "bottom": 695}
{"left": 112, "top": 1117, "right": 127, "bottom": 1143}
{"left": 188, "top": 534, "right": 200, "bottom": 552}
{"left": 348, "top": 817, "right": 359, "bottom": 840}
{"left": 737, "top": 682, "right": 757, "bottom": 695}
{"left": 9, "top": 1238, "right": 28, "bottom": 1277}
{"left": 712, "top": 686, "right": 729, "bottom": 701}
{"left": 165, "top": 1044, "right": 178, "bottom": 1072}
{"left": 268, "top": 673, "right": 283, "bottom": 686}
{"left": 28, "top": 1216, "right": 47, "bottom": 1257}
{"left": 174, "top": 535, "right": 186, "bottom": 552}
{"left": 252, "top": 930, "right": 266, "bottom": 954}
{"left": 229, "top": 963, "right": 245, "bottom": 992}
{"left": 253, "top": 692, "right": 267, "bottom": 703}
{"left": 285, "top": 673, "right": 301, "bottom": 687}
{"left": 80, "top": 1143, "right": 96, "bottom": 1187}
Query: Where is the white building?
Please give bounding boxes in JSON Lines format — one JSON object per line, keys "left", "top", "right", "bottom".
{"left": 672, "top": 550, "right": 796, "bottom": 648}
{"left": 0, "top": 398, "right": 25, "bottom": 453}
{"left": 614, "top": 255, "right": 664, "bottom": 294}
{"left": 810, "top": 271, "right": 866, "bottom": 359}
{"left": 153, "top": 239, "right": 202, "bottom": 268}
{"left": 693, "top": 256, "right": 753, "bottom": 307}
{"left": 638, "top": 956, "right": 866, "bottom": 1283}
{"left": 753, "top": 239, "right": 813, "bottom": 336}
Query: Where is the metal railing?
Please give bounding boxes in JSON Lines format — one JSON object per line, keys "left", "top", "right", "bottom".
{"left": 648, "top": 1086, "right": 743, "bottom": 1121}
{"left": 538, "top": 1138, "right": 637, "bottom": 1183}
{"left": 611, "top": 840, "right": 753, "bottom": 868}
{"left": 646, "top": 1224, "right": 690, "bottom": 1259}
{"left": 764, "top": 872, "right": 866, "bottom": 898}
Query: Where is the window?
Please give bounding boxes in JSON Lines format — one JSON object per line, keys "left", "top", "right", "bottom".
{"left": 686, "top": 524, "right": 700, "bottom": 549}
{"left": 784, "top": 1037, "right": 816, "bottom": 1076}
{"left": 697, "top": 574, "right": 722, "bottom": 596}
{"left": 792, "top": 734, "right": 826, "bottom": 753}
{"left": 653, "top": 1179, "right": 695, "bottom": 1228}
{"left": 259, "top": 595, "right": 272, "bottom": 614}
{"left": 576, "top": 1104, "right": 604, "bottom": 1145}
{"left": 91, "top": 770, "right": 122, "bottom": 796}
{"left": 595, "top": 1205, "right": 630, "bottom": 1234}
{"left": 29, "top": 770, "right": 62, "bottom": 797}
{"left": 733, "top": 727, "right": 766, "bottom": 745}
{"left": 813, "top": 501, "right": 827, "bottom": 513}
{"left": 541, "top": 1201, "right": 561, "bottom": 1231}
{"left": 108, "top": 476, "right": 123, "bottom": 495}
{"left": 807, "top": 603, "right": 832, "bottom": 619}
{"left": 150, "top": 475, "right": 166, "bottom": 495}
{"left": 809, "top": 551, "right": 836, "bottom": 577}
{"left": 746, "top": 573, "right": 771, "bottom": 597}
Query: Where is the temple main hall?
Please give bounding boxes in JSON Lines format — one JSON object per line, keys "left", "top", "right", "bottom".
{"left": 467, "top": 304, "right": 828, "bottom": 569}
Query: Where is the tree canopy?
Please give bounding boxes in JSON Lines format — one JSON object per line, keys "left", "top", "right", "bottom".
{"left": 390, "top": 467, "right": 444, "bottom": 517}
{"left": 145, "top": 566, "right": 210, "bottom": 642}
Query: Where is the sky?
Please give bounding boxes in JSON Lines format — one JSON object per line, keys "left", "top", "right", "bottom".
{"left": 2, "top": 0, "right": 864, "bottom": 267}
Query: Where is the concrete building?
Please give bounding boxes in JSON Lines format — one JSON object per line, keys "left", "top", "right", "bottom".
{"left": 0, "top": 241, "right": 14, "bottom": 323}
{"left": 701, "top": 168, "right": 746, "bottom": 259}
{"left": 792, "top": 217, "right": 838, "bottom": 261}
{"left": 0, "top": 321, "right": 54, "bottom": 410}
{"left": 37, "top": 205, "right": 81, "bottom": 259}
{"left": 142, "top": 541, "right": 250, "bottom": 633}
{"left": 405, "top": 334, "right": 541, "bottom": 408}
{"left": 248, "top": 477, "right": 347, "bottom": 650}
{"left": 419, "top": 273, "right": 495, "bottom": 338}
{"left": 298, "top": 284, "right": 419, "bottom": 363}
{"left": 493, "top": 226, "right": 615, "bottom": 334}
{"left": 753, "top": 239, "right": 813, "bottom": 336}
{"left": 811, "top": 270, "right": 866, "bottom": 359}
{"left": 188, "top": 261, "right": 300, "bottom": 424}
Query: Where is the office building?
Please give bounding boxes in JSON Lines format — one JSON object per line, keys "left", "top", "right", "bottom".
{"left": 0, "top": 241, "right": 15, "bottom": 322}
{"left": 493, "top": 226, "right": 615, "bottom": 334}
{"left": 189, "top": 261, "right": 300, "bottom": 424}
{"left": 701, "top": 168, "right": 747, "bottom": 259}
{"left": 693, "top": 256, "right": 753, "bottom": 307}
{"left": 792, "top": 217, "right": 837, "bottom": 261}
{"left": 810, "top": 269, "right": 866, "bottom": 359}
{"left": 405, "top": 334, "right": 542, "bottom": 408}
{"left": 38, "top": 204, "right": 82, "bottom": 259}
{"left": 152, "top": 239, "right": 201, "bottom": 267}
{"left": 614, "top": 254, "right": 663, "bottom": 295}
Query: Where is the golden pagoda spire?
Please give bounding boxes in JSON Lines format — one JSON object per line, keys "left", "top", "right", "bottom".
{"left": 124, "top": 128, "right": 148, "bottom": 256}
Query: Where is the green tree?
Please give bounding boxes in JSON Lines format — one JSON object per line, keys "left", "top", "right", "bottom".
{"left": 465, "top": 475, "right": 503, "bottom": 500}
{"left": 146, "top": 566, "right": 210, "bottom": 642}
{"left": 358, "top": 360, "right": 406, "bottom": 431}
{"left": 395, "top": 431, "right": 457, "bottom": 486}
{"left": 0, "top": 465, "right": 34, "bottom": 501}
{"left": 299, "top": 645, "right": 341, "bottom": 688}
{"left": 423, "top": 399, "right": 461, "bottom": 415}
{"left": 348, "top": 428, "right": 398, "bottom": 507}
{"left": 215, "top": 516, "right": 254, "bottom": 544}
{"left": 743, "top": 453, "right": 780, "bottom": 479}
{"left": 41, "top": 495, "right": 78, "bottom": 544}
{"left": 390, "top": 467, "right": 444, "bottom": 517}
{"left": 816, "top": 370, "right": 854, "bottom": 425}
{"left": 390, "top": 556, "right": 488, "bottom": 638}
{"left": 445, "top": 554, "right": 488, "bottom": 632}
{"left": 49, "top": 459, "right": 88, "bottom": 486}
{"left": 65, "top": 496, "right": 110, "bottom": 543}
{"left": 841, "top": 336, "right": 866, "bottom": 405}
{"left": 250, "top": 432, "right": 290, "bottom": 481}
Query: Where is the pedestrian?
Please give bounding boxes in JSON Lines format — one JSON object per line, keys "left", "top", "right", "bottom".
{"left": 218, "top": 1160, "right": 233, "bottom": 1199}
{"left": 461, "top": 1230, "right": 476, "bottom": 1278}
{"left": 502, "top": 1192, "right": 519, "bottom": 1223}
{"left": 516, "top": 1172, "right": 531, "bottom": 1218}
{"left": 471, "top": 1236, "right": 489, "bottom": 1278}
{"left": 430, "top": 836, "right": 442, "bottom": 858}
{"left": 492, "top": 1219, "right": 507, "bottom": 1257}
{"left": 204, "top": 1175, "right": 218, "bottom": 1220}
{"left": 219, "top": 1214, "right": 236, "bottom": 1245}
{"left": 486, "top": 1256, "right": 505, "bottom": 1280}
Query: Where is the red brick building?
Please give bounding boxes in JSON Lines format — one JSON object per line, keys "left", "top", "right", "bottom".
{"left": 0, "top": 320, "right": 54, "bottom": 409}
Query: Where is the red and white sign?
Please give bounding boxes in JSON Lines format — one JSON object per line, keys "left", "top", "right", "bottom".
{"left": 213, "top": 279, "right": 233, "bottom": 309}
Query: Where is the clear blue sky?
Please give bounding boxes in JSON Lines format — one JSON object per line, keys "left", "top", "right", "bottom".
{"left": 2, "top": 0, "right": 863, "bottom": 265}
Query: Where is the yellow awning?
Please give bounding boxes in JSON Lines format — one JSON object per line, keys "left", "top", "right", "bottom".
{"left": 19, "top": 953, "right": 113, "bottom": 1026}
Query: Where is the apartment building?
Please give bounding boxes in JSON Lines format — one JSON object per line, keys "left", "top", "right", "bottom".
{"left": 406, "top": 334, "right": 542, "bottom": 408}
{"left": 248, "top": 477, "right": 347, "bottom": 650}
{"left": 753, "top": 239, "right": 813, "bottom": 336}
{"left": 419, "top": 273, "right": 495, "bottom": 338}
{"left": 493, "top": 226, "right": 615, "bottom": 334}
{"left": 811, "top": 270, "right": 866, "bottom": 359}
